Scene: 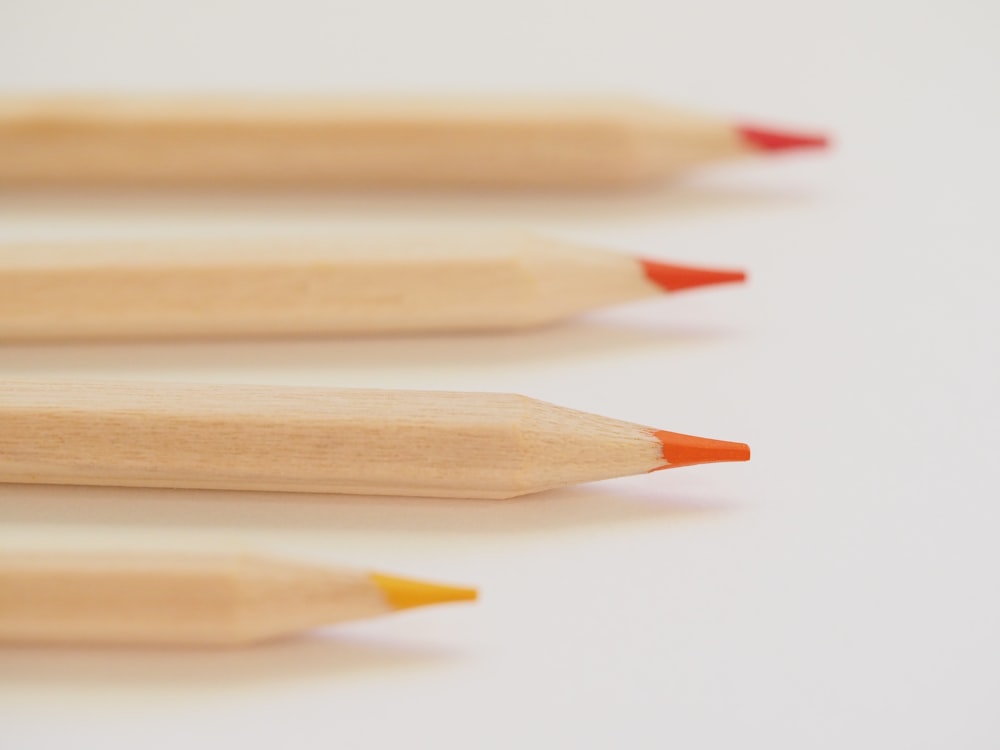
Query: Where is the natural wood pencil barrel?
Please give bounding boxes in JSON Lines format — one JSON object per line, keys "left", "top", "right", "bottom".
{"left": 0, "top": 96, "right": 823, "bottom": 188}
{"left": 0, "top": 234, "right": 744, "bottom": 340}
{"left": 0, "top": 552, "right": 476, "bottom": 646}
{"left": 0, "top": 380, "right": 749, "bottom": 498}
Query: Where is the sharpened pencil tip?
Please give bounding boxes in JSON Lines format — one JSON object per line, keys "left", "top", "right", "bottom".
{"left": 641, "top": 259, "right": 747, "bottom": 293}
{"left": 652, "top": 431, "right": 751, "bottom": 471}
{"left": 371, "top": 572, "right": 478, "bottom": 611}
{"left": 737, "top": 124, "right": 829, "bottom": 153}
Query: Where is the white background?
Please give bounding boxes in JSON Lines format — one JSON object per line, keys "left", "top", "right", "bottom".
{"left": 1, "top": 0, "right": 998, "bottom": 747}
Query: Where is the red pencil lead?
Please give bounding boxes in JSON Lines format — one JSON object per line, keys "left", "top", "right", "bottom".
{"left": 653, "top": 431, "right": 751, "bottom": 471}
{"left": 640, "top": 259, "right": 747, "bottom": 293}
{"left": 737, "top": 124, "right": 829, "bottom": 153}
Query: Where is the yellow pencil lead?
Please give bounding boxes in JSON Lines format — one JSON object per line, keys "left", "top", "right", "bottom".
{"left": 370, "top": 572, "right": 478, "bottom": 611}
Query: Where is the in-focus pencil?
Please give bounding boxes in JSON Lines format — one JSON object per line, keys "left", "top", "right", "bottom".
{"left": 0, "top": 551, "right": 477, "bottom": 646}
{"left": 0, "top": 233, "right": 745, "bottom": 340}
{"left": 0, "top": 95, "right": 828, "bottom": 188}
{"left": 0, "top": 380, "right": 750, "bottom": 498}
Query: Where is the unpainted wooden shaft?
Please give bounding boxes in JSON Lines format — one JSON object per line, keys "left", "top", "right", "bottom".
{"left": 0, "top": 234, "right": 669, "bottom": 340}
{"left": 0, "top": 552, "right": 475, "bottom": 646}
{"left": 0, "top": 96, "right": 750, "bottom": 187}
{"left": 0, "top": 380, "right": 749, "bottom": 499}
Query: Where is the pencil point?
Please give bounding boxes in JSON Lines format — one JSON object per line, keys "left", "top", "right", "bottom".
{"left": 652, "top": 430, "right": 750, "bottom": 470}
{"left": 737, "top": 124, "right": 829, "bottom": 153}
{"left": 641, "top": 259, "right": 746, "bottom": 293}
{"left": 371, "top": 572, "right": 478, "bottom": 611}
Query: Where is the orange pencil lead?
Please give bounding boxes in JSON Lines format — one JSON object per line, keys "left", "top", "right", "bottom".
{"left": 641, "top": 259, "right": 747, "bottom": 293}
{"left": 737, "top": 124, "right": 829, "bottom": 153}
{"left": 652, "top": 430, "right": 751, "bottom": 471}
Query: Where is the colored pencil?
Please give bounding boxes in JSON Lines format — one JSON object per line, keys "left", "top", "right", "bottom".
{"left": 0, "top": 551, "right": 476, "bottom": 646}
{"left": 0, "top": 95, "right": 828, "bottom": 188}
{"left": 0, "top": 380, "right": 750, "bottom": 498}
{"left": 0, "top": 233, "right": 745, "bottom": 340}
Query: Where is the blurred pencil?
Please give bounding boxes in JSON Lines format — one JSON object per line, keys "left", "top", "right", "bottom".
{"left": 0, "top": 551, "right": 476, "bottom": 646}
{"left": 0, "top": 233, "right": 745, "bottom": 340}
{"left": 0, "top": 380, "right": 750, "bottom": 498}
{"left": 0, "top": 95, "right": 827, "bottom": 188}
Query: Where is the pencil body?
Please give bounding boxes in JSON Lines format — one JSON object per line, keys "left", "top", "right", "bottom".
{"left": 0, "top": 552, "right": 474, "bottom": 646}
{"left": 0, "top": 381, "right": 746, "bottom": 498}
{"left": 0, "top": 96, "right": 753, "bottom": 188}
{"left": 0, "top": 234, "right": 671, "bottom": 340}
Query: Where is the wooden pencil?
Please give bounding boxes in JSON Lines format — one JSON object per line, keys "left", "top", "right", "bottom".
{"left": 0, "top": 551, "right": 476, "bottom": 646}
{"left": 0, "top": 233, "right": 745, "bottom": 341}
{"left": 0, "top": 95, "right": 827, "bottom": 188}
{"left": 0, "top": 380, "right": 750, "bottom": 498}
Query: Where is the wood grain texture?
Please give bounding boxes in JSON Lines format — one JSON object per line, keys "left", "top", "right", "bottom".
{"left": 0, "top": 552, "right": 396, "bottom": 646}
{"left": 0, "top": 96, "right": 746, "bottom": 187}
{"left": 0, "top": 233, "right": 662, "bottom": 340}
{"left": 0, "top": 380, "right": 668, "bottom": 498}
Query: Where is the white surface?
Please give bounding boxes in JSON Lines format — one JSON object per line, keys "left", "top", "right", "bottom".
{"left": 1, "top": 1, "right": 998, "bottom": 748}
